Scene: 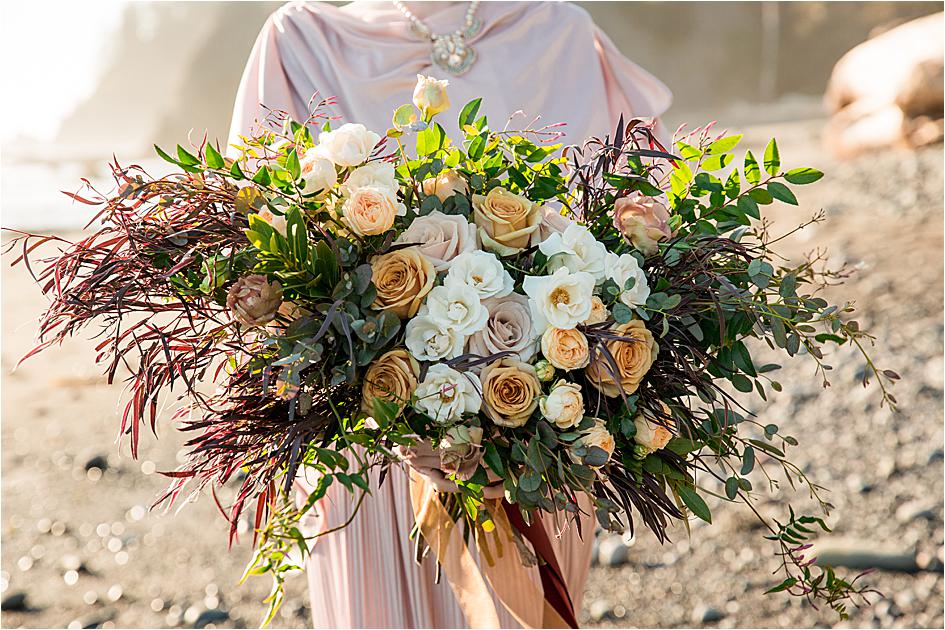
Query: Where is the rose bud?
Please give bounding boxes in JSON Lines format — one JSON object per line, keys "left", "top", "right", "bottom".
{"left": 226, "top": 274, "right": 283, "bottom": 327}
{"left": 413, "top": 74, "right": 451, "bottom": 119}
{"left": 533, "top": 359, "right": 556, "bottom": 382}
{"left": 421, "top": 169, "right": 469, "bottom": 202}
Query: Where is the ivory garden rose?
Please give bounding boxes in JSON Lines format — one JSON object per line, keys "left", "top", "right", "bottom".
{"left": 314, "top": 123, "right": 380, "bottom": 167}
{"left": 299, "top": 148, "right": 338, "bottom": 197}
{"left": 522, "top": 267, "right": 595, "bottom": 332}
{"left": 413, "top": 364, "right": 481, "bottom": 424}
{"left": 412, "top": 74, "right": 450, "bottom": 119}
{"left": 539, "top": 380, "right": 584, "bottom": 429}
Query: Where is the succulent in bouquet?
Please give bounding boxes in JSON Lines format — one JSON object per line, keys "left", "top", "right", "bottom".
{"left": 6, "top": 75, "right": 896, "bottom": 624}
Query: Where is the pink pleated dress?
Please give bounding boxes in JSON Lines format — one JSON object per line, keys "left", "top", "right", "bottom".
{"left": 227, "top": 2, "right": 672, "bottom": 627}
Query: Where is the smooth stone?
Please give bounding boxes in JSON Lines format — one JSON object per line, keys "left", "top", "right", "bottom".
{"left": 83, "top": 454, "right": 109, "bottom": 472}
{"left": 895, "top": 500, "right": 937, "bottom": 523}
{"left": 1, "top": 591, "right": 30, "bottom": 612}
{"left": 184, "top": 603, "right": 230, "bottom": 629}
{"left": 597, "top": 535, "right": 629, "bottom": 567}
{"left": 589, "top": 599, "right": 612, "bottom": 622}
{"left": 692, "top": 604, "right": 726, "bottom": 623}
{"left": 812, "top": 539, "right": 918, "bottom": 572}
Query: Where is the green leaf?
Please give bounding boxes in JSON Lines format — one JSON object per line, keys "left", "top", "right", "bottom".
{"left": 765, "top": 577, "right": 797, "bottom": 594}
{"left": 205, "top": 143, "right": 224, "bottom": 169}
{"left": 763, "top": 138, "right": 780, "bottom": 176}
{"left": 749, "top": 188, "right": 774, "bottom": 205}
{"left": 737, "top": 194, "right": 759, "bottom": 219}
{"left": 731, "top": 373, "right": 753, "bottom": 393}
{"left": 252, "top": 165, "right": 272, "bottom": 186}
{"left": 724, "top": 169, "right": 741, "bottom": 199}
{"left": 285, "top": 148, "right": 301, "bottom": 180}
{"left": 702, "top": 153, "right": 733, "bottom": 171}
{"left": 611, "top": 302, "right": 633, "bottom": 324}
{"left": 176, "top": 145, "right": 200, "bottom": 166}
{"left": 677, "top": 484, "right": 711, "bottom": 523}
{"left": 725, "top": 476, "right": 739, "bottom": 499}
{"left": 744, "top": 151, "right": 761, "bottom": 185}
{"left": 676, "top": 142, "right": 702, "bottom": 161}
{"left": 483, "top": 442, "right": 506, "bottom": 478}
{"left": 784, "top": 167, "right": 824, "bottom": 185}
{"left": 230, "top": 160, "right": 245, "bottom": 180}
{"left": 767, "top": 181, "right": 798, "bottom": 205}
{"left": 706, "top": 134, "right": 743, "bottom": 155}
{"left": 458, "top": 98, "right": 482, "bottom": 128}
{"left": 154, "top": 144, "right": 178, "bottom": 165}
{"left": 741, "top": 446, "right": 755, "bottom": 475}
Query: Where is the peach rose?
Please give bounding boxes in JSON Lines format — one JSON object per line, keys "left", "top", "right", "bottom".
{"left": 393, "top": 210, "right": 476, "bottom": 271}
{"left": 585, "top": 320, "right": 658, "bottom": 397}
{"left": 480, "top": 358, "right": 541, "bottom": 428}
{"left": 473, "top": 186, "right": 541, "bottom": 255}
{"left": 541, "top": 327, "right": 590, "bottom": 371}
{"left": 575, "top": 418, "right": 616, "bottom": 468}
{"left": 583, "top": 296, "right": 609, "bottom": 325}
{"left": 342, "top": 186, "right": 406, "bottom": 236}
{"left": 361, "top": 349, "right": 419, "bottom": 414}
{"left": 613, "top": 191, "right": 672, "bottom": 256}
{"left": 633, "top": 401, "right": 674, "bottom": 452}
{"left": 539, "top": 380, "right": 585, "bottom": 429}
{"left": 371, "top": 247, "right": 435, "bottom": 318}
{"left": 421, "top": 169, "right": 469, "bottom": 202}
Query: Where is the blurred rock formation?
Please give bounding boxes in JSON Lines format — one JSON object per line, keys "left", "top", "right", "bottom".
{"left": 825, "top": 12, "right": 944, "bottom": 157}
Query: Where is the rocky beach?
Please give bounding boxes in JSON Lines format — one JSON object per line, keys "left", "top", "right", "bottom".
{"left": 2, "top": 119, "right": 942, "bottom": 629}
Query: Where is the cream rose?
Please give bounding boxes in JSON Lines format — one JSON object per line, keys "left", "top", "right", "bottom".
{"left": 522, "top": 267, "right": 596, "bottom": 333}
{"left": 614, "top": 191, "right": 673, "bottom": 256}
{"left": 467, "top": 293, "right": 537, "bottom": 362}
{"left": 342, "top": 186, "right": 406, "bottom": 236}
{"left": 371, "top": 247, "right": 435, "bottom": 318}
{"left": 413, "top": 364, "right": 482, "bottom": 424}
{"left": 445, "top": 251, "right": 514, "bottom": 300}
{"left": 405, "top": 316, "right": 466, "bottom": 361}
{"left": 299, "top": 148, "right": 338, "bottom": 196}
{"left": 439, "top": 425, "right": 483, "bottom": 480}
{"left": 539, "top": 380, "right": 584, "bottom": 429}
{"left": 633, "top": 401, "right": 675, "bottom": 452}
{"left": 584, "top": 297, "right": 609, "bottom": 325}
{"left": 473, "top": 187, "right": 541, "bottom": 255}
{"left": 606, "top": 252, "right": 651, "bottom": 308}
{"left": 585, "top": 320, "right": 659, "bottom": 397}
{"left": 361, "top": 349, "right": 419, "bottom": 414}
{"left": 575, "top": 418, "right": 616, "bottom": 468}
{"left": 480, "top": 358, "right": 541, "bottom": 428}
{"left": 343, "top": 161, "right": 397, "bottom": 194}
{"left": 420, "top": 281, "right": 489, "bottom": 336}
{"left": 421, "top": 169, "right": 468, "bottom": 202}
{"left": 541, "top": 327, "right": 590, "bottom": 370}
{"left": 393, "top": 210, "right": 476, "bottom": 271}
{"left": 538, "top": 223, "right": 609, "bottom": 281}
{"left": 314, "top": 123, "right": 380, "bottom": 167}
{"left": 413, "top": 74, "right": 451, "bottom": 118}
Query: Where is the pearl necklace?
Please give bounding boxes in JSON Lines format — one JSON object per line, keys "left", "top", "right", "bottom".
{"left": 394, "top": 1, "right": 482, "bottom": 76}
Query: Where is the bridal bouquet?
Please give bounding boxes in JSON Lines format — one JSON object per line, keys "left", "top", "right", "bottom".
{"left": 8, "top": 76, "right": 893, "bottom": 624}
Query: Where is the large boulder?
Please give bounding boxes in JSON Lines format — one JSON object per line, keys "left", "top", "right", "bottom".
{"left": 825, "top": 13, "right": 944, "bottom": 157}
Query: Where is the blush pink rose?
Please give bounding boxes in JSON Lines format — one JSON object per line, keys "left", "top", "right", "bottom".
{"left": 393, "top": 210, "right": 477, "bottom": 271}
{"left": 613, "top": 191, "right": 672, "bottom": 256}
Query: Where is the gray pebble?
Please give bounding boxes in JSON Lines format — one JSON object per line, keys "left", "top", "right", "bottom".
{"left": 813, "top": 539, "right": 918, "bottom": 573}
{"left": 692, "top": 604, "right": 726, "bottom": 623}
{"left": 597, "top": 535, "right": 629, "bottom": 567}
{"left": 895, "top": 500, "right": 937, "bottom": 524}
{"left": 589, "top": 599, "right": 612, "bottom": 622}
{"left": 1, "top": 591, "right": 30, "bottom": 612}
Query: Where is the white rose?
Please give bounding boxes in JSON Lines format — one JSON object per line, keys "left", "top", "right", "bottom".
{"left": 413, "top": 74, "right": 451, "bottom": 118}
{"left": 299, "top": 148, "right": 338, "bottom": 197}
{"left": 522, "top": 267, "right": 595, "bottom": 333}
{"left": 405, "top": 316, "right": 466, "bottom": 361}
{"left": 539, "top": 380, "right": 585, "bottom": 429}
{"left": 313, "top": 123, "right": 380, "bottom": 167}
{"left": 538, "top": 223, "right": 609, "bottom": 281}
{"left": 606, "top": 253, "right": 650, "bottom": 308}
{"left": 413, "top": 363, "right": 482, "bottom": 424}
{"left": 445, "top": 251, "right": 514, "bottom": 300}
{"left": 394, "top": 211, "right": 477, "bottom": 271}
{"left": 343, "top": 161, "right": 397, "bottom": 194}
{"left": 420, "top": 282, "right": 489, "bottom": 337}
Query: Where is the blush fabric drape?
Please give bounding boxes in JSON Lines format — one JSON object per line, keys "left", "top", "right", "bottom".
{"left": 227, "top": 2, "right": 671, "bottom": 627}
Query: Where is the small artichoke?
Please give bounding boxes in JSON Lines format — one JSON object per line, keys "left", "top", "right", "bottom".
{"left": 226, "top": 274, "right": 283, "bottom": 327}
